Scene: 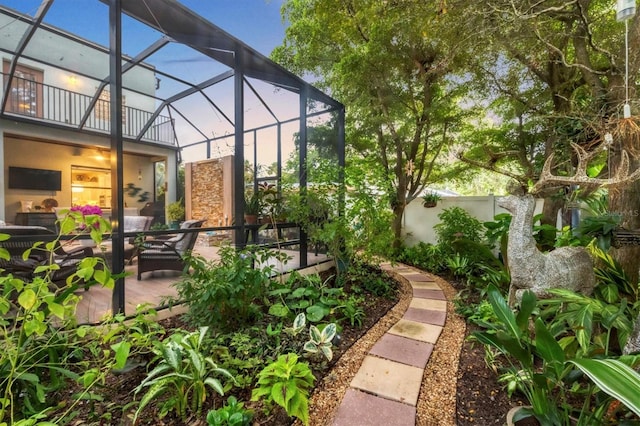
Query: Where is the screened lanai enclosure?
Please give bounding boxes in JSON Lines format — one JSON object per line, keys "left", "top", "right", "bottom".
{"left": 0, "top": 0, "right": 345, "bottom": 315}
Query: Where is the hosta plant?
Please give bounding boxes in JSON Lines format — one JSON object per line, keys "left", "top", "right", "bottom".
{"left": 304, "top": 323, "right": 337, "bottom": 362}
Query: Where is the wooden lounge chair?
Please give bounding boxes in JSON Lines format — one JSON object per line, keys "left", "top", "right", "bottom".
{"left": 136, "top": 219, "right": 204, "bottom": 280}
{"left": 0, "top": 225, "right": 93, "bottom": 289}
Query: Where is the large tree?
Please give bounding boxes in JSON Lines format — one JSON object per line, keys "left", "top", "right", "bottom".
{"left": 459, "top": 0, "right": 640, "bottom": 280}
{"left": 272, "top": 0, "right": 473, "bottom": 247}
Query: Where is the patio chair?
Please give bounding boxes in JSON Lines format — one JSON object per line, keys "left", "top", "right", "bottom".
{"left": 0, "top": 225, "right": 94, "bottom": 289}
{"left": 136, "top": 219, "right": 205, "bottom": 280}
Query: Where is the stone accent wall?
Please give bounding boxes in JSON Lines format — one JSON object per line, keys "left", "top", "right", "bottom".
{"left": 187, "top": 156, "right": 233, "bottom": 228}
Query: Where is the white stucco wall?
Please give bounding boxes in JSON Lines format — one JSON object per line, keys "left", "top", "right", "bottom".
{"left": 403, "top": 195, "right": 544, "bottom": 246}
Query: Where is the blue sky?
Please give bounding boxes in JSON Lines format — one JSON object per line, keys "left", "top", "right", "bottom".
{"left": 1, "top": 0, "right": 287, "bottom": 57}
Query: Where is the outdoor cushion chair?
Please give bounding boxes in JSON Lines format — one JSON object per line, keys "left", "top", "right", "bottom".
{"left": 0, "top": 225, "right": 94, "bottom": 290}
{"left": 136, "top": 219, "right": 204, "bottom": 280}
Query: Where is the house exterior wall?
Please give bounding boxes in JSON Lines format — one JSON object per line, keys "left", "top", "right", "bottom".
{"left": 0, "top": 9, "right": 180, "bottom": 224}
{"left": 0, "top": 12, "right": 156, "bottom": 107}
{"left": 2, "top": 136, "right": 159, "bottom": 222}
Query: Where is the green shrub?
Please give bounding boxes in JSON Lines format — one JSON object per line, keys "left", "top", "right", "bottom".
{"left": 434, "top": 206, "right": 484, "bottom": 246}
{"left": 396, "top": 242, "right": 447, "bottom": 273}
{"left": 173, "top": 246, "right": 288, "bottom": 330}
{"left": 0, "top": 214, "right": 119, "bottom": 424}
{"left": 251, "top": 353, "right": 315, "bottom": 425}
{"left": 474, "top": 285, "right": 640, "bottom": 424}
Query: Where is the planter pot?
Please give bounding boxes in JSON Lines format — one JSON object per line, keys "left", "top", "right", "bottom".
{"left": 168, "top": 221, "right": 180, "bottom": 230}
{"left": 244, "top": 214, "right": 258, "bottom": 225}
{"left": 423, "top": 201, "right": 437, "bottom": 208}
{"left": 506, "top": 406, "right": 539, "bottom": 426}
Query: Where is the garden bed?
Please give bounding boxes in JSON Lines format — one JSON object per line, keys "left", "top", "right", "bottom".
{"left": 50, "top": 265, "right": 400, "bottom": 425}
{"left": 39, "top": 262, "right": 527, "bottom": 425}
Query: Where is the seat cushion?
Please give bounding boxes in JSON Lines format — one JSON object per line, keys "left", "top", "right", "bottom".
{"left": 123, "top": 216, "right": 150, "bottom": 233}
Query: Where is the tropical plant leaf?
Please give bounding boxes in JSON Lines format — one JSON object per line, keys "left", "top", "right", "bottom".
{"left": 487, "top": 284, "right": 521, "bottom": 342}
{"left": 534, "top": 318, "right": 565, "bottom": 365}
{"left": 569, "top": 358, "right": 640, "bottom": 417}
{"left": 516, "top": 290, "right": 536, "bottom": 330}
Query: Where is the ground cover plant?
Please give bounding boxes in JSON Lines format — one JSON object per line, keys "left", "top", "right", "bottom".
{"left": 1, "top": 222, "right": 398, "bottom": 425}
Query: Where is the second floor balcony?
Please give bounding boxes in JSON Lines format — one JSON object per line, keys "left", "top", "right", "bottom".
{"left": 1, "top": 72, "right": 176, "bottom": 146}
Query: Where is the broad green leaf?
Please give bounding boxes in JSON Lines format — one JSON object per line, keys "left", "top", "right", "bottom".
{"left": 572, "top": 304, "right": 592, "bottom": 352}
{"left": 111, "top": 341, "right": 131, "bottom": 370}
{"left": 569, "top": 358, "right": 640, "bottom": 417}
{"left": 534, "top": 318, "right": 565, "bottom": 365}
{"left": 271, "top": 382, "right": 286, "bottom": 407}
{"left": 320, "top": 345, "right": 333, "bottom": 361}
{"left": 13, "top": 372, "right": 39, "bottom": 383}
{"left": 306, "top": 304, "right": 329, "bottom": 322}
{"left": 309, "top": 325, "right": 322, "bottom": 342}
{"left": 24, "top": 318, "right": 46, "bottom": 336}
{"left": 48, "top": 302, "right": 66, "bottom": 320}
{"left": 303, "top": 341, "right": 318, "bottom": 353}
{"left": 598, "top": 283, "right": 619, "bottom": 304}
{"left": 515, "top": 290, "right": 536, "bottom": 329}
{"left": 204, "top": 377, "right": 224, "bottom": 396}
{"left": 134, "top": 380, "right": 170, "bottom": 422}
{"left": 18, "top": 288, "right": 37, "bottom": 310}
{"left": 293, "top": 312, "right": 306, "bottom": 330}
{"left": 268, "top": 303, "right": 290, "bottom": 317}
{"left": 487, "top": 285, "right": 521, "bottom": 341}
{"left": 321, "top": 323, "right": 337, "bottom": 342}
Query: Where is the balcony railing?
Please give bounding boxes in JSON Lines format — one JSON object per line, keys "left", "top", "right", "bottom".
{"left": 2, "top": 74, "right": 175, "bottom": 145}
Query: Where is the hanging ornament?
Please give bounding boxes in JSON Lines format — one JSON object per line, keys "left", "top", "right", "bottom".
{"left": 616, "top": 0, "right": 636, "bottom": 118}
{"left": 617, "top": 0, "right": 636, "bottom": 22}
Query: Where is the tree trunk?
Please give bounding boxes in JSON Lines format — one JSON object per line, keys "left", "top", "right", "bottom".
{"left": 609, "top": 165, "right": 640, "bottom": 285}
{"left": 391, "top": 203, "right": 405, "bottom": 249}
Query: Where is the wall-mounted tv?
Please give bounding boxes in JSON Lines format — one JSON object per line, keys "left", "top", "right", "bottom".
{"left": 8, "top": 166, "right": 62, "bottom": 191}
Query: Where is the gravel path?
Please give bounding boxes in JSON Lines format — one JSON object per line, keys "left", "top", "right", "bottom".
{"left": 300, "top": 266, "right": 464, "bottom": 426}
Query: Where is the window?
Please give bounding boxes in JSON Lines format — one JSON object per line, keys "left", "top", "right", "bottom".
{"left": 2, "top": 61, "right": 43, "bottom": 117}
{"left": 94, "top": 89, "right": 127, "bottom": 125}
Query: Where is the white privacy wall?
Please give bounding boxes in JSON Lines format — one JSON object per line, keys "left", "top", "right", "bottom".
{"left": 402, "top": 195, "right": 545, "bottom": 246}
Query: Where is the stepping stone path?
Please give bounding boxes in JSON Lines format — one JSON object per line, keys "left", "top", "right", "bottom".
{"left": 332, "top": 262, "right": 447, "bottom": 425}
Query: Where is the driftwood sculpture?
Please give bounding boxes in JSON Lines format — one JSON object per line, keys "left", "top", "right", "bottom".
{"left": 500, "top": 142, "right": 640, "bottom": 305}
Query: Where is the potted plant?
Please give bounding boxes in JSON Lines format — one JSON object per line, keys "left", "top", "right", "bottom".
{"left": 166, "top": 199, "right": 185, "bottom": 229}
{"left": 421, "top": 191, "right": 441, "bottom": 208}
{"left": 244, "top": 193, "right": 260, "bottom": 225}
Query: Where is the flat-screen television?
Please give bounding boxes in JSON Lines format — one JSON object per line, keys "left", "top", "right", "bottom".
{"left": 8, "top": 166, "right": 62, "bottom": 191}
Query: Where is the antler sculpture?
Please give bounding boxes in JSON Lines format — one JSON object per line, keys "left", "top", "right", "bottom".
{"left": 500, "top": 143, "right": 640, "bottom": 304}
{"left": 531, "top": 142, "right": 640, "bottom": 194}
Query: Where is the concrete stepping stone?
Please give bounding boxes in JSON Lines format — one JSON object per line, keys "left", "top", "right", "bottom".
{"left": 350, "top": 356, "right": 423, "bottom": 405}
{"left": 410, "top": 298, "right": 447, "bottom": 311}
{"left": 413, "top": 288, "right": 446, "bottom": 300}
{"left": 332, "top": 389, "right": 415, "bottom": 426}
{"left": 399, "top": 272, "right": 433, "bottom": 282}
{"left": 410, "top": 280, "right": 441, "bottom": 290}
{"left": 388, "top": 318, "right": 442, "bottom": 344}
{"left": 403, "top": 307, "right": 447, "bottom": 326}
{"left": 369, "top": 333, "right": 434, "bottom": 368}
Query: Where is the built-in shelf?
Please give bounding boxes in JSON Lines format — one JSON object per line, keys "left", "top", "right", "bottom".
{"left": 71, "top": 166, "right": 111, "bottom": 208}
